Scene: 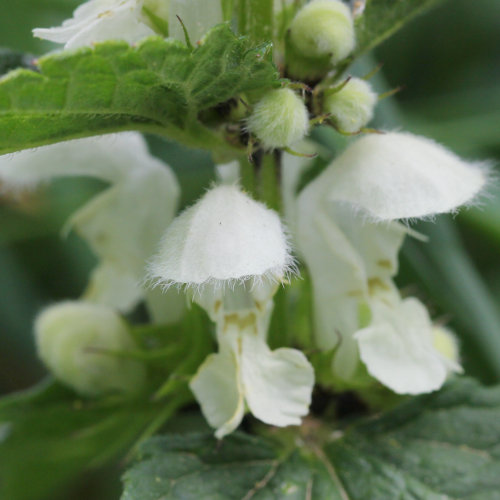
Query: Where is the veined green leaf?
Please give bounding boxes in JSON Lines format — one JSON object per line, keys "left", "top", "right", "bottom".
{"left": 0, "top": 24, "right": 279, "bottom": 155}
{"left": 355, "top": 0, "right": 447, "bottom": 56}
{"left": 121, "top": 378, "right": 500, "bottom": 499}
{"left": 326, "top": 377, "right": 500, "bottom": 499}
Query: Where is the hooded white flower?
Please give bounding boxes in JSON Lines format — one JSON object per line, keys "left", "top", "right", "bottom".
{"left": 296, "top": 132, "right": 487, "bottom": 394}
{"left": 0, "top": 133, "right": 179, "bottom": 316}
{"left": 33, "top": 0, "right": 161, "bottom": 49}
{"left": 149, "top": 185, "right": 314, "bottom": 438}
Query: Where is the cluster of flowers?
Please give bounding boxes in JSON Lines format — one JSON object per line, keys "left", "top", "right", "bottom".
{"left": 0, "top": 0, "right": 489, "bottom": 438}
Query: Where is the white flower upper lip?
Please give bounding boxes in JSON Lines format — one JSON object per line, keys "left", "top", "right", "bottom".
{"left": 148, "top": 184, "right": 294, "bottom": 288}
{"left": 33, "top": 0, "right": 157, "bottom": 49}
{"left": 314, "top": 132, "right": 488, "bottom": 222}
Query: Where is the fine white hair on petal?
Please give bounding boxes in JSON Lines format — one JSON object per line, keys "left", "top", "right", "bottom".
{"left": 148, "top": 184, "right": 294, "bottom": 288}
{"left": 316, "top": 132, "right": 489, "bottom": 222}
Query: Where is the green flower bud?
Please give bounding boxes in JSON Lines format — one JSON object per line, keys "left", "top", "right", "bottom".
{"left": 289, "top": 0, "right": 355, "bottom": 64}
{"left": 247, "top": 88, "right": 309, "bottom": 149}
{"left": 324, "top": 77, "right": 377, "bottom": 133}
{"left": 35, "top": 302, "right": 146, "bottom": 397}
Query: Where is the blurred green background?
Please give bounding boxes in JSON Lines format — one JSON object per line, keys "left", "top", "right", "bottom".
{"left": 0, "top": 1, "right": 498, "bottom": 499}
{"left": 0, "top": 0, "right": 499, "bottom": 416}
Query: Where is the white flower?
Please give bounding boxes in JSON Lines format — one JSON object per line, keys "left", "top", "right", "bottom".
{"left": 0, "top": 133, "right": 179, "bottom": 315}
{"left": 149, "top": 185, "right": 314, "bottom": 437}
{"left": 33, "top": 0, "right": 160, "bottom": 49}
{"left": 296, "top": 132, "right": 487, "bottom": 394}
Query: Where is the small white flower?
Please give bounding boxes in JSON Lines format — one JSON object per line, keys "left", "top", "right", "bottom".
{"left": 296, "top": 132, "right": 488, "bottom": 393}
{"left": 32, "top": 0, "right": 170, "bottom": 49}
{"left": 0, "top": 133, "right": 179, "bottom": 315}
{"left": 149, "top": 185, "right": 314, "bottom": 437}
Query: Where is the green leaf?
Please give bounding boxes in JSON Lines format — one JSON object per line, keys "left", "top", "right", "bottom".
{"left": 326, "top": 377, "right": 500, "bottom": 499}
{"left": 122, "top": 378, "right": 500, "bottom": 499}
{"left": 0, "top": 379, "right": 164, "bottom": 500}
{"left": 355, "top": 0, "right": 447, "bottom": 56}
{"left": 0, "top": 24, "right": 279, "bottom": 155}
{"left": 122, "top": 432, "right": 341, "bottom": 499}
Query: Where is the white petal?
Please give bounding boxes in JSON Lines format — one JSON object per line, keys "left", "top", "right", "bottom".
{"left": 83, "top": 264, "right": 142, "bottom": 311}
{"left": 355, "top": 297, "right": 448, "bottom": 394}
{"left": 0, "top": 133, "right": 180, "bottom": 313}
{"left": 241, "top": 333, "right": 314, "bottom": 427}
{"left": 149, "top": 185, "right": 292, "bottom": 287}
{"left": 0, "top": 133, "right": 152, "bottom": 190}
{"left": 169, "top": 0, "right": 223, "bottom": 42}
{"left": 67, "top": 163, "right": 179, "bottom": 311}
{"left": 189, "top": 347, "right": 245, "bottom": 439}
{"left": 318, "top": 132, "right": 488, "bottom": 222}
{"left": 296, "top": 203, "right": 367, "bottom": 350}
{"left": 33, "top": 0, "right": 155, "bottom": 49}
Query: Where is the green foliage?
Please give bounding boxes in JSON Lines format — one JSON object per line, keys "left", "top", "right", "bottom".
{"left": 402, "top": 217, "right": 500, "bottom": 382}
{"left": 326, "top": 377, "right": 500, "bottom": 499}
{"left": 0, "top": 24, "right": 279, "bottom": 155}
{"left": 122, "top": 378, "right": 500, "bottom": 499}
{"left": 122, "top": 432, "right": 339, "bottom": 499}
{"left": 0, "top": 48, "right": 36, "bottom": 76}
{"left": 0, "top": 380, "right": 159, "bottom": 500}
{"left": 355, "top": 0, "right": 447, "bottom": 56}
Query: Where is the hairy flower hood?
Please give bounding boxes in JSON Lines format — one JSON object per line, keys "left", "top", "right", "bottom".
{"left": 149, "top": 184, "right": 294, "bottom": 289}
